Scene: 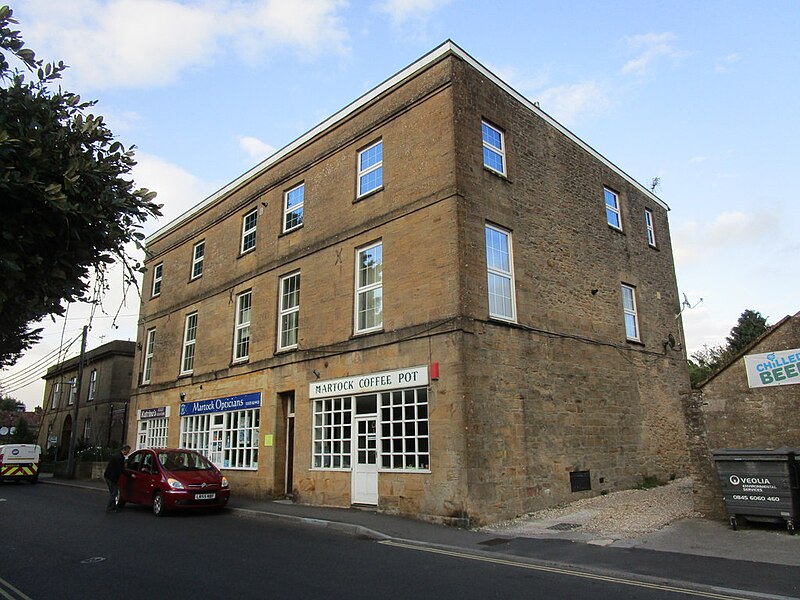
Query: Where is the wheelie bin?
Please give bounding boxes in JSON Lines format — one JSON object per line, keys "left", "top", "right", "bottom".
{"left": 712, "top": 448, "right": 799, "bottom": 534}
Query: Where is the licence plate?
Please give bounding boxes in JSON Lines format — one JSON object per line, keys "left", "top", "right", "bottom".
{"left": 195, "top": 493, "right": 216, "bottom": 500}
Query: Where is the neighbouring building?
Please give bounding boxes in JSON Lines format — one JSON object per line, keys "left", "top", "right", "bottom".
{"left": 39, "top": 340, "right": 135, "bottom": 458}
{"left": 688, "top": 312, "right": 800, "bottom": 516}
{"left": 129, "top": 41, "right": 690, "bottom": 525}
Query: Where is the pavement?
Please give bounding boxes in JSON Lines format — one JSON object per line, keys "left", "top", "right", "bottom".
{"left": 40, "top": 474, "right": 800, "bottom": 599}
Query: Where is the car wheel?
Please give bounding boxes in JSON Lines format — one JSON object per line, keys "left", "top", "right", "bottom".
{"left": 152, "top": 491, "right": 166, "bottom": 517}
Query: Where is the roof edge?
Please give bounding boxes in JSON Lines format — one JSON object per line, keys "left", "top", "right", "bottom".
{"left": 145, "top": 39, "right": 668, "bottom": 246}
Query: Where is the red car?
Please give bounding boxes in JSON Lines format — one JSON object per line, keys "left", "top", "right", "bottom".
{"left": 118, "top": 448, "right": 230, "bottom": 516}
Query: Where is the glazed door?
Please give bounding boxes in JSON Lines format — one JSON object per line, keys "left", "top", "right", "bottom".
{"left": 210, "top": 429, "right": 224, "bottom": 467}
{"left": 352, "top": 416, "right": 378, "bottom": 505}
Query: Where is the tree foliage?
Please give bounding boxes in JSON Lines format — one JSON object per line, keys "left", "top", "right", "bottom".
{"left": 689, "top": 309, "right": 770, "bottom": 387}
{"left": 0, "top": 6, "right": 161, "bottom": 368}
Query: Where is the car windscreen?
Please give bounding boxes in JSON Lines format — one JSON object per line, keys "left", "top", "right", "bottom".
{"left": 157, "top": 451, "right": 213, "bottom": 471}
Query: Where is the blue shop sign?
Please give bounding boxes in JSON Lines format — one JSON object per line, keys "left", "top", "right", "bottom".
{"left": 179, "top": 392, "right": 261, "bottom": 417}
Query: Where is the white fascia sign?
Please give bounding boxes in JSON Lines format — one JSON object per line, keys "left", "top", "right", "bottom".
{"left": 309, "top": 365, "right": 429, "bottom": 399}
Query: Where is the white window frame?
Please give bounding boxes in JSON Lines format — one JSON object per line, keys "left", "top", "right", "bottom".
{"left": 191, "top": 240, "right": 205, "bottom": 280}
{"left": 180, "top": 312, "right": 198, "bottom": 375}
{"left": 241, "top": 209, "right": 258, "bottom": 254}
{"left": 68, "top": 377, "right": 76, "bottom": 405}
{"left": 233, "top": 291, "right": 252, "bottom": 363}
{"left": 137, "top": 416, "right": 169, "bottom": 450}
{"left": 621, "top": 284, "right": 641, "bottom": 341}
{"left": 82, "top": 416, "right": 92, "bottom": 442}
{"left": 278, "top": 272, "right": 300, "bottom": 351}
{"left": 605, "top": 187, "right": 622, "bottom": 230}
{"left": 354, "top": 241, "right": 383, "bottom": 334}
{"left": 142, "top": 328, "right": 156, "bottom": 384}
{"left": 485, "top": 224, "right": 517, "bottom": 322}
{"left": 357, "top": 140, "right": 383, "bottom": 198}
{"left": 151, "top": 263, "right": 163, "bottom": 297}
{"left": 644, "top": 209, "right": 657, "bottom": 247}
{"left": 180, "top": 409, "right": 260, "bottom": 470}
{"left": 283, "top": 183, "right": 304, "bottom": 233}
{"left": 51, "top": 382, "right": 60, "bottom": 409}
{"left": 312, "top": 397, "right": 353, "bottom": 470}
{"left": 482, "top": 120, "right": 506, "bottom": 176}
{"left": 87, "top": 369, "right": 97, "bottom": 402}
{"left": 379, "top": 388, "right": 430, "bottom": 471}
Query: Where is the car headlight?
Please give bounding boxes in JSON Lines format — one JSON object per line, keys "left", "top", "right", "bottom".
{"left": 221, "top": 476, "right": 229, "bottom": 488}
{"left": 167, "top": 478, "right": 185, "bottom": 490}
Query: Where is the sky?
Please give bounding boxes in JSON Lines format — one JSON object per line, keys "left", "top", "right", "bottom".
{"left": 3, "top": 0, "right": 799, "bottom": 410}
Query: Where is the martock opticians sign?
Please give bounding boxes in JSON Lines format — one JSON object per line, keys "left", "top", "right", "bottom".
{"left": 744, "top": 348, "right": 800, "bottom": 388}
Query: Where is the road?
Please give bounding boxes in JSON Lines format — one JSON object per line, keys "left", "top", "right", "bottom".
{"left": 0, "top": 483, "right": 787, "bottom": 599}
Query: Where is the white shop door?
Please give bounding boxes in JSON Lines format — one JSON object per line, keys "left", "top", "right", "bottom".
{"left": 352, "top": 416, "right": 378, "bottom": 505}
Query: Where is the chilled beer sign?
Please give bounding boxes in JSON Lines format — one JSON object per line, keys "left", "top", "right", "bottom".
{"left": 744, "top": 348, "right": 800, "bottom": 388}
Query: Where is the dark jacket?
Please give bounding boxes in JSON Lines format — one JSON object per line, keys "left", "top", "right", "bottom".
{"left": 104, "top": 451, "right": 127, "bottom": 481}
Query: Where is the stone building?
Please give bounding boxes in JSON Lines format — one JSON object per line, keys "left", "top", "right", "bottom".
{"left": 39, "top": 340, "right": 135, "bottom": 458}
{"left": 688, "top": 312, "right": 800, "bottom": 516}
{"left": 130, "top": 41, "right": 690, "bottom": 525}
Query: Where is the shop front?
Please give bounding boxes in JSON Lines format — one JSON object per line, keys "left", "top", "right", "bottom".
{"left": 308, "top": 365, "right": 431, "bottom": 506}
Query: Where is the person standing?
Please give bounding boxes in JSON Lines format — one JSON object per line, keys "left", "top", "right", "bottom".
{"left": 103, "top": 444, "right": 130, "bottom": 512}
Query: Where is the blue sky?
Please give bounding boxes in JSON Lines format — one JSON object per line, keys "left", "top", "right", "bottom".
{"left": 4, "top": 0, "right": 799, "bottom": 409}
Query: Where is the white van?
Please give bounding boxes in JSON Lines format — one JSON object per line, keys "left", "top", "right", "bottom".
{"left": 0, "top": 444, "right": 42, "bottom": 483}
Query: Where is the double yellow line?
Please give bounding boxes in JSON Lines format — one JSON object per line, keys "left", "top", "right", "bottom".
{"left": 380, "top": 540, "right": 758, "bottom": 600}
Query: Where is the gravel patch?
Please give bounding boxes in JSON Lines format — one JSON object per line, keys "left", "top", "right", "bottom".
{"left": 483, "top": 477, "right": 699, "bottom": 539}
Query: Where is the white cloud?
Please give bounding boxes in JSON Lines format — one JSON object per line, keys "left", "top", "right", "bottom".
{"left": 621, "top": 32, "right": 687, "bottom": 76}
{"left": 489, "top": 64, "right": 610, "bottom": 126}
{"left": 131, "top": 153, "right": 220, "bottom": 236}
{"left": 17, "top": 0, "right": 350, "bottom": 90}
{"left": 238, "top": 136, "right": 278, "bottom": 163}
{"left": 673, "top": 210, "right": 779, "bottom": 266}
{"left": 378, "top": 0, "right": 452, "bottom": 24}
{"left": 689, "top": 155, "right": 707, "bottom": 163}
{"left": 534, "top": 81, "right": 611, "bottom": 126}
{"left": 715, "top": 53, "right": 740, "bottom": 74}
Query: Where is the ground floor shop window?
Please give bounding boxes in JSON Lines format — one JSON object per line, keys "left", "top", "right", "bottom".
{"left": 312, "top": 386, "right": 429, "bottom": 471}
{"left": 136, "top": 407, "right": 170, "bottom": 449}
{"left": 180, "top": 408, "right": 260, "bottom": 470}
{"left": 313, "top": 397, "right": 352, "bottom": 469}
{"left": 137, "top": 417, "right": 169, "bottom": 449}
{"left": 380, "top": 387, "right": 429, "bottom": 470}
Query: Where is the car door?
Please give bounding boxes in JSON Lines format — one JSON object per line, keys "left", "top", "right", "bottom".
{"left": 122, "top": 452, "right": 143, "bottom": 503}
{"left": 134, "top": 451, "right": 159, "bottom": 504}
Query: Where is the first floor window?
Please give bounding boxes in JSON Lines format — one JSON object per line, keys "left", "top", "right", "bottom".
{"left": 278, "top": 272, "right": 300, "bottom": 350}
{"left": 357, "top": 140, "right": 383, "bottom": 197}
{"left": 142, "top": 328, "right": 156, "bottom": 384}
{"left": 87, "top": 369, "right": 97, "bottom": 401}
{"left": 313, "top": 397, "right": 352, "bottom": 469}
{"left": 138, "top": 417, "right": 169, "bottom": 449}
{"left": 283, "top": 183, "right": 304, "bottom": 232}
{"left": 179, "top": 409, "right": 259, "bottom": 470}
{"left": 621, "top": 284, "right": 640, "bottom": 341}
{"left": 233, "top": 291, "right": 252, "bottom": 362}
{"left": 82, "top": 417, "right": 92, "bottom": 442}
{"left": 645, "top": 209, "right": 657, "bottom": 247}
{"left": 380, "top": 388, "right": 429, "bottom": 470}
{"left": 68, "top": 377, "right": 77, "bottom": 405}
{"left": 485, "top": 224, "right": 516, "bottom": 321}
{"left": 51, "top": 382, "right": 60, "bottom": 409}
{"left": 181, "top": 312, "right": 198, "bottom": 374}
{"left": 191, "top": 241, "right": 205, "bottom": 279}
{"left": 355, "top": 242, "right": 383, "bottom": 333}
{"left": 482, "top": 120, "right": 506, "bottom": 175}
{"left": 152, "top": 263, "right": 163, "bottom": 297}
{"left": 241, "top": 209, "right": 258, "bottom": 254}
{"left": 605, "top": 187, "right": 622, "bottom": 230}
